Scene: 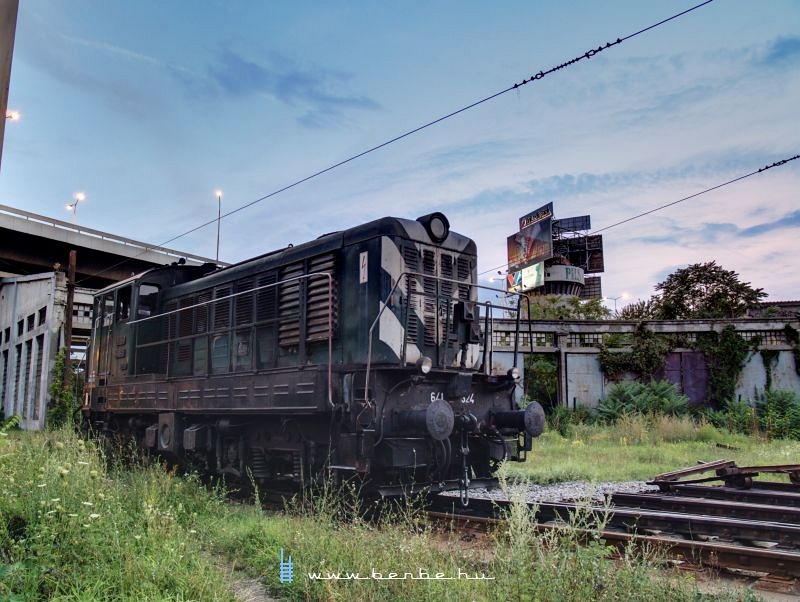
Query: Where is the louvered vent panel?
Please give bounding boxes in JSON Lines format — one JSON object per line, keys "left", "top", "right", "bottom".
{"left": 403, "top": 246, "right": 420, "bottom": 343}
{"left": 457, "top": 257, "right": 471, "bottom": 300}
{"left": 278, "top": 262, "right": 304, "bottom": 348}
{"left": 177, "top": 342, "right": 191, "bottom": 362}
{"left": 306, "top": 254, "right": 337, "bottom": 342}
{"left": 195, "top": 291, "right": 211, "bottom": 333}
{"left": 422, "top": 250, "right": 437, "bottom": 346}
{"left": 166, "top": 300, "right": 178, "bottom": 339}
{"left": 178, "top": 297, "right": 195, "bottom": 337}
{"left": 235, "top": 279, "right": 254, "bottom": 326}
{"left": 256, "top": 274, "right": 277, "bottom": 321}
{"left": 213, "top": 288, "right": 231, "bottom": 330}
{"left": 440, "top": 253, "right": 453, "bottom": 298}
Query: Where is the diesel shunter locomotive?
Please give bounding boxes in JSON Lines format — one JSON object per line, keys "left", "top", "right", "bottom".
{"left": 84, "top": 213, "right": 544, "bottom": 498}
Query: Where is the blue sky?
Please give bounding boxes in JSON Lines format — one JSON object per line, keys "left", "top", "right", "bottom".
{"left": 2, "top": 0, "right": 799, "bottom": 307}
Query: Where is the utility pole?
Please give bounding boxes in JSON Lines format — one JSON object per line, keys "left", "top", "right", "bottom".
{"left": 0, "top": 0, "right": 19, "bottom": 172}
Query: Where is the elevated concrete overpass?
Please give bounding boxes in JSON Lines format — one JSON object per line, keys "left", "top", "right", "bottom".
{"left": 0, "top": 203, "right": 223, "bottom": 428}
{"left": 0, "top": 204, "right": 221, "bottom": 288}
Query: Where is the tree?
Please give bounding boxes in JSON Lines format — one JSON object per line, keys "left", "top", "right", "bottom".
{"left": 523, "top": 295, "right": 610, "bottom": 320}
{"left": 654, "top": 261, "right": 766, "bottom": 319}
{"left": 618, "top": 298, "right": 660, "bottom": 320}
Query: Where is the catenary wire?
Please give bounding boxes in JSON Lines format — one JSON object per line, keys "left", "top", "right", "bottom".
{"left": 478, "top": 154, "right": 800, "bottom": 278}
{"left": 76, "top": 0, "right": 714, "bottom": 285}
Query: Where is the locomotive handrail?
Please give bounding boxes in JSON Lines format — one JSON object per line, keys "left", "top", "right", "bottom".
{"left": 126, "top": 271, "right": 335, "bottom": 408}
{"left": 363, "top": 271, "right": 532, "bottom": 404}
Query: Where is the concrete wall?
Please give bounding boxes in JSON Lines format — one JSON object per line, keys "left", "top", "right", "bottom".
{"left": 0, "top": 272, "right": 66, "bottom": 428}
{"left": 492, "top": 318, "right": 800, "bottom": 409}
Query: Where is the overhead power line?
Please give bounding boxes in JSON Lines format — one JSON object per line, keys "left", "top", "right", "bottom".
{"left": 77, "top": 0, "right": 714, "bottom": 285}
{"left": 590, "top": 155, "right": 800, "bottom": 235}
{"left": 478, "top": 153, "right": 800, "bottom": 278}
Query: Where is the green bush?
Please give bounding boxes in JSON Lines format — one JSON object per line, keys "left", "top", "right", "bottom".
{"left": 545, "top": 404, "right": 593, "bottom": 437}
{"left": 758, "top": 389, "right": 800, "bottom": 440}
{"left": 597, "top": 380, "right": 689, "bottom": 422}
{"left": 703, "top": 399, "right": 757, "bottom": 435}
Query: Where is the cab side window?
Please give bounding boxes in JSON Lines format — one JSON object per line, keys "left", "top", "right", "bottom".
{"left": 102, "top": 293, "right": 115, "bottom": 326}
{"left": 116, "top": 286, "right": 132, "bottom": 322}
{"left": 137, "top": 284, "right": 160, "bottom": 319}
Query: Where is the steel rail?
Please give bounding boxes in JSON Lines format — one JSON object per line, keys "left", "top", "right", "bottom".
{"left": 668, "top": 484, "right": 800, "bottom": 508}
{"left": 426, "top": 502, "right": 800, "bottom": 578}
{"left": 610, "top": 491, "right": 800, "bottom": 525}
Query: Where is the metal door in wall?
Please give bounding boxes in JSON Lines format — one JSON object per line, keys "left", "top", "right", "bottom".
{"left": 656, "top": 351, "right": 707, "bottom": 406}
{"left": 566, "top": 353, "right": 605, "bottom": 409}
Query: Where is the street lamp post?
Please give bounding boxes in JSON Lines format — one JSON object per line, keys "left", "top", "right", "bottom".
{"left": 215, "top": 189, "right": 223, "bottom": 263}
{"left": 66, "top": 191, "right": 86, "bottom": 224}
{"left": 606, "top": 292, "right": 630, "bottom": 316}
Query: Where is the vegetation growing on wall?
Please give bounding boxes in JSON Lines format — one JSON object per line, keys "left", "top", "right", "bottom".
{"left": 524, "top": 355, "right": 558, "bottom": 410}
{"left": 785, "top": 324, "right": 800, "bottom": 376}
{"left": 760, "top": 349, "right": 780, "bottom": 392}
{"left": 598, "top": 323, "right": 670, "bottom": 381}
{"left": 693, "top": 326, "right": 753, "bottom": 408}
{"left": 46, "top": 349, "right": 80, "bottom": 428}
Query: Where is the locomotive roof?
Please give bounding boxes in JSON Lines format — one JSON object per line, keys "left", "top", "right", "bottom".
{"left": 96, "top": 214, "right": 475, "bottom": 295}
{"left": 176, "top": 214, "right": 475, "bottom": 289}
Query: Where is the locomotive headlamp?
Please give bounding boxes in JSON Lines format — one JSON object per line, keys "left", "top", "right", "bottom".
{"left": 416, "top": 212, "right": 450, "bottom": 243}
{"left": 417, "top": 356, "right": 433, "bottom": 375}
{"left": 507, "top": 367, "right": 520, "bottom": 381}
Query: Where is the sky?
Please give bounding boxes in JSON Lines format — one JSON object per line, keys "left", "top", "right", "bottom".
{"left": 1, "top": 0, "right": 799, "bottom": 310}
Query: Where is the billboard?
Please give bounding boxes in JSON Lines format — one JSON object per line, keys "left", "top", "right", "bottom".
{"left": 552, "top": 215, "right": 591, "bottom": 235}
{"left": 506, "top": 262, "right": 544, "bottom": 293}
{"left": 551, "top": 234, "right": 605, "bottom": 274}
{"left": 507, "top": 202, "right": 553, "bottom": 271}
{"left": 506, "top": 270, "right": 522, "bottom": 293}
{"left": 582, "top": 276, "right": 602, "bottom": 299}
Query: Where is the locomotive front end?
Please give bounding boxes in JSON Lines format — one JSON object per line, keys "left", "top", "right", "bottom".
{"left": 356, "top": 213, "right": 545, "bottom": 498}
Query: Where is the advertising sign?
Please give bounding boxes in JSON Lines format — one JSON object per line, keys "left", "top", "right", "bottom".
{"left": 507, "top": 202, "right": 554, "bottom": 271}
{"left": 506, "top": 270, "right": 522, "bottom": 293}
{"left": 506, "top": 262, "right": 544, "bottom": 293}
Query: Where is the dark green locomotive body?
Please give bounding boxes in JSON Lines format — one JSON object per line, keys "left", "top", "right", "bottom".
{"left": 85, "top": 213, "right": 543, "bottom": 495}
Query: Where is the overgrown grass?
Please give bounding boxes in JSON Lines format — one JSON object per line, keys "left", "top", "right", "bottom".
{"left": 0, "top": 426, "right": 234, "bottom": 601}
{"left": 1, "top": 426, "right": 761, "bottom": 601}
{"left": 197, "top": 475, "right": 752, "bottom": 602}
{"left": 510, "top": 414, "right": 800, "bottom": 483}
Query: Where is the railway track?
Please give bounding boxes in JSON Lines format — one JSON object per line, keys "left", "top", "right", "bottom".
{"left": 428, "top": 461, "right": 800, "bottom": 589}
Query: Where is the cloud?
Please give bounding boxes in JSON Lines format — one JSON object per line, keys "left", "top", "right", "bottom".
{"left": 740, "top": 209, "right": 800, "bottom": 237}
{"left": 631, "top": 209, "right": 800, "bottom": 246}
{"left": 205, "top": 49, "right": 380, "bottom": 127}
{"left": 760, "top": 36, "right": 800, "bottom": 67}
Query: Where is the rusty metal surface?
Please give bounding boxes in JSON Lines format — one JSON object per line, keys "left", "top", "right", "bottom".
{"left": 653, "top": 459, "right": 735, "bottom": 482}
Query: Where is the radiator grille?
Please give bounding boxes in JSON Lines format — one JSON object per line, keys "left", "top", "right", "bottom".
{"left": 278, "top": 262, "right": 303, "bottom": 348}
{"left": 306, "top": 254, "right": 337, "bottom": 342}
